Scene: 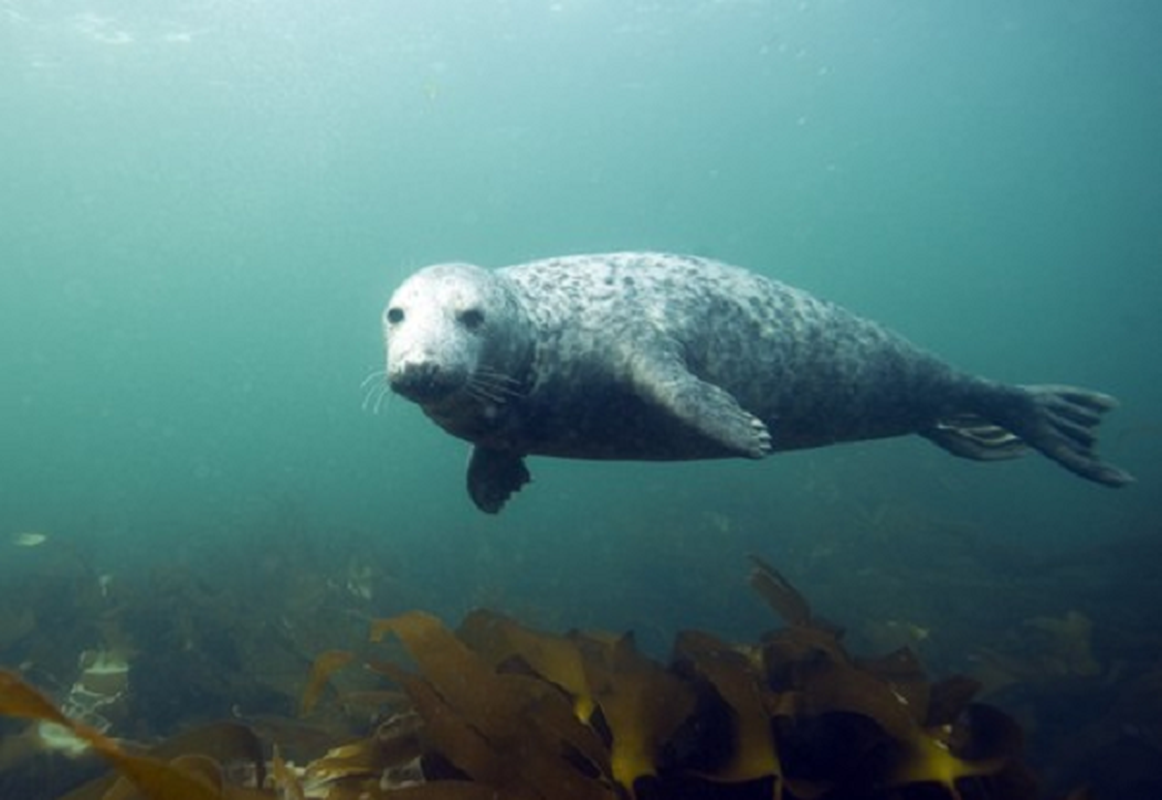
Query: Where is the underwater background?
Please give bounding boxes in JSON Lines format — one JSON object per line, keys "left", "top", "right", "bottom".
{"left": 2, "top": 1, "right": 1160, "bottom": 797}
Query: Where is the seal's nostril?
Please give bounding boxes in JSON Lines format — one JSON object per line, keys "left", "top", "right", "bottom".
{"left": 409, "top": 361, "right": 439, "bottom": 381}
{"left": 391, "top": 360, "right": 450, "bottom": 401}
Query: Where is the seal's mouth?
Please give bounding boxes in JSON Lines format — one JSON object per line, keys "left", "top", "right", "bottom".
{"left": 389, "top": 361, "right": 462, "bottom": 404}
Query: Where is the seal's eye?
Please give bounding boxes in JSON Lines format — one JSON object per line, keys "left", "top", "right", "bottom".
{"left": 458, "top": 308, "right": 485, "bottom": 330}
{"left": 386, "top": 307, "right": 404, "bottom": 325}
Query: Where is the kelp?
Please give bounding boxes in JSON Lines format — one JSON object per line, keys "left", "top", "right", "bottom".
{"left": 353, "top": 576, "right": 1031, "bottom": 800}
{"left": 457, "top": 608, "right": 598, "bottom": 720}
{"left": 370, "top": 610, "right": 616, "bottom": 800}
{"left": 670, "top": 630, "right": 783, "bottom": 786}
{"left": 0, "top": 671, "right": 266, "bottom": 800}
{"left": 300, "top": 650, "right": 357, "bottom": 717}
{"left": 1, "top": 561, "right": 1038, "bottom": 800}
{"left": 58, "top": 722, "right": 266, "bottom": 800}
{"left": 747, "top": 554, "right": 814, "bottom": 628}
{"left": 574, "top": 629, "right": 696, "bottom": 796}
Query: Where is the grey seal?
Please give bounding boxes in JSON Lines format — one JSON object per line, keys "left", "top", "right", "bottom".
{"left": 382, "top": 252, "right": 1132, "bottom": 513}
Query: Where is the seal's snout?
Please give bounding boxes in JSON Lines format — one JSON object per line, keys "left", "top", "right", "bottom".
{"left": 390, "top": 359, "right": 458, "bottom": 403}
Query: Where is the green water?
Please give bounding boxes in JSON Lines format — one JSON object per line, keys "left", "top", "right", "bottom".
{"left": 2, "top": 1, "right": 1159, "bottom": 640}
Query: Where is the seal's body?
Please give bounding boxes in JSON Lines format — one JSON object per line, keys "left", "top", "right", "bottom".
{"left": 383, "top": 252, "right": 1131, "bottom": 512}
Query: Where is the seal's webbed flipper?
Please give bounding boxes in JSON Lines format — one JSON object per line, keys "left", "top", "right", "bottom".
{"left": 1012, "top": 384, "right": 1134, "bottom": 487}
{"left": 952, "top": 383, "right": 1134, "bottom": 487}
{"left": 467, "top": 446, "right": 531, "bottom": 513}
{"left": 922, "top": 415, "right": 1029, "bottom": 461}
{"left": 631, "top": 351, "right": 773, "bottom": 459}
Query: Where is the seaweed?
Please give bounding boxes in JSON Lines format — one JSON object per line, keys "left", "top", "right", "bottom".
{"left": 0, "top": 671, "right": 267, "bottom": 800}
{"left": 0, "top": 561, "right": 1039, "bottom": 800}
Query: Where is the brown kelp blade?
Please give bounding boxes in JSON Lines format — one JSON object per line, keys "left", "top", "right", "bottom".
{"left": 300, "top": 649, "right": 357, "bottom": 716}
{"left": 0, "top": 669, "right": 267, "bottom": 800}
{"left": 59, "top": 722, "right": 267, "bottom": 800}
{"left": 0, "top": 668, "right": 71, "bottom": 725}
{"left": 575, "top": 630, "right": 697, "bottom": 795}
{"left": 747, "top": 554, "right": 813, "bottom": 627}
{"left": 370, "top": 611, "right": 616, "bottom": 800}
{"left": 458, "top": 608, "right": 597, "bottom": 721}
{"left": 672, "top": 629, "right": 783, "bottom": 785}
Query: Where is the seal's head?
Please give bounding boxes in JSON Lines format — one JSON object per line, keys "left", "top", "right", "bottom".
{"left": 384, "top": 262, "right": 532, "bottom": 418}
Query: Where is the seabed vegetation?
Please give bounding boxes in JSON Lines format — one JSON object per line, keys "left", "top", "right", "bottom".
{"left": 0, "top": 513, "right": 1159, "bottom": 800}
{"left": 2, "top": 557, "right": 1035, "bottom": 800}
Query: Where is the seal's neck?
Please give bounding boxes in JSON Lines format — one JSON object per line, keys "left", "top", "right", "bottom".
{"left": 479, "top": 281, "right": 538, "bottom": 393}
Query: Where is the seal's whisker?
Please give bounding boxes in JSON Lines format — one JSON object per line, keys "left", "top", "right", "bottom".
{"left": 471, "top": 378, "right": 521, "bottom": 400}
{"left": 466, "top": 380, "right": 507, "bottom": 404}
{"left": 472, "top": 370, "right": 524, "bottom": 398}
{"left": 476, "top": 378, "right": 521, "bottom": 392}
{"left": 474, "top": 367, "right": 521, "bottom": 385}
{"left": 477, "top": 379, "right": 521, "bottom": 396}
{"left": 372, "top": 386, "right": 393, "bottom": 414}
{"left": 361, "top": 376, "right": 393, "bottom": 414}
{"left": 467, "top": 385, "right": 504, "bottom": 404}
{"left": 360, "top": 368, "right": 388, "bottom": 389}
{"left": 361, "top": 381, "right": 379, "bottom": 409}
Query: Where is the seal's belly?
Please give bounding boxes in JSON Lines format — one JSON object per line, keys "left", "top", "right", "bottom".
{"left": 514, "top": 383, "right": 742, "bottom": 461}
{"left": 475, "top": 353, "right": 923, "bottom": 461}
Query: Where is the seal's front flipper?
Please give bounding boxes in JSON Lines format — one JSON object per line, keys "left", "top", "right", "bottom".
{"left": 467, "top": 446, "right": 531, "bottom": 513}
{"left": 631, "top": 352, "right": 773, "bottom": 459}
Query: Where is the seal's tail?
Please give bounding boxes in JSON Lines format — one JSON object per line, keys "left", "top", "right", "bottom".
{"left": 923, "top": 384, "right": 1134, "bottom": 487}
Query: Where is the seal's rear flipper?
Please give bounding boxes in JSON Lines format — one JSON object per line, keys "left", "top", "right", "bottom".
{"left": 932, "top": 383, "right": 1134, "bottom": 487}
{"left": 1013, "top": 384, "right": 1134, "bottom": 487}
{"left": 467, "top": 446, "right": 531, "bottom": 513}
{"left": 922, "top": 415, "right": 1028, "bottom": 461}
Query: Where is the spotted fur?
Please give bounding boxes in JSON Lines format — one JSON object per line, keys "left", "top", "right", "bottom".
{"left": 383, "top": 252, "right": 1132, "bottom": 512}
